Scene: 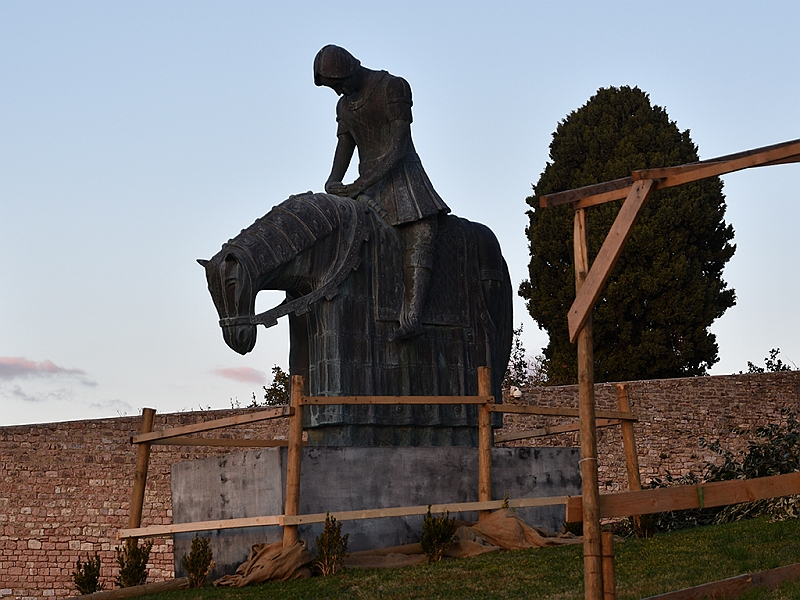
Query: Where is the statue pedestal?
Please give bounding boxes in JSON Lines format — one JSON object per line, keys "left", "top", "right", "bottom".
{"left": 171, "top": 446, "right": 580, "bottom": 580}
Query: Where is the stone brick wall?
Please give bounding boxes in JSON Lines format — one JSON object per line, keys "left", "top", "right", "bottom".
{"left": 0, "top": 410, "right": 289, "bottom": 599}
{"left": 1, "top": 371, "right": 798, "bottom": 598}
{"left": 496, "top": 371, "right": 800, "bottom": 491}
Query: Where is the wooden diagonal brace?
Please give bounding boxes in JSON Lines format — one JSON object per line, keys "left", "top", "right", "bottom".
{"left": 131, "top": 405, "right": 291, "bottom": 444}
{"left": 568, "top": 179, "right": 654, "bottom": 342}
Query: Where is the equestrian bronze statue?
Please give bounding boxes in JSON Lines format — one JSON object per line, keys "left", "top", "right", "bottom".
{"left": 199, "top": 48, "right": 512, "bottom": 446}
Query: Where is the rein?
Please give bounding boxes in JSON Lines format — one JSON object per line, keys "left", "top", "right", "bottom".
{"left": 219, "top": 203, "right": 370, "bottom": 329}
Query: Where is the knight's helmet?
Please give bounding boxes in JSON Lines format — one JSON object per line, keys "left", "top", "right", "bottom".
{"left": 314, "top": 45, "right": 361, "bottom": 86}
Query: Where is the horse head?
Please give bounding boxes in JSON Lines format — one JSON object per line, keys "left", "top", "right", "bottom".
{"left": 199, "top": 192, "right": 369, "bottom": 355}
{"left": 198, "top": 250, "right": 259, "bottom": 355}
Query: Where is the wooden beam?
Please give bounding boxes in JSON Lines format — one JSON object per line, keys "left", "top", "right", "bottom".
{"left": 644, "top": 563, "right": 800, "bottom": 599}
{"left": 632, "top": 137, "right": 800, "bottom": 182}
{"left": 118, "top": 514, "right": 286, "bottom": 538}
{"left": 574, "top": 207, "right": 604, "bottom": 600}
{"left": 568, "top": 179, "right": 654, "bottom": 342}
{"left": 540, "top": 176, "right": 634, "bottom": 208}
{"left": 301, "top": 395, "right": 492, "bottom": 405}
{"left": 646, "top": 145, "right": 800, "bottom": 192}
{"left": 488, "top": 404, "right": 637, "bottom": 421}
{"left": 131, "top": 405, "right": 291, "bottom": 444}
{"left": 477, "top": 366, "right": 493, "bottom": 521}
{"left": 118, "top": 495, "right": 570, "bottom": 539}
{"left": 616, "top": 384, "right": 642, "bottom": 493}
{"left": 494, "top": 419, "right": 619, "bottom": 443}
{"left": 128, "top": 408, "right": 155, "bottom": 533}
{"left": 759, "top": 154, "right": 800, "bottom": 167}
{"left": 643, "top": 575, "right": 752, "bottom": 600}
{"left": 540, "top": 138, "right": 800, "bottom": 209}
{"left": 751, "top": 563, "right": 800, "bottom": 590}
{"left": 284, "top": 497, "right": 571, "bottom": 526}
{"left": 149, "top": 437, "right": 306, "bottom": 448}
{"left": 601, "top": 531, "right": 615, "bottom": 600}
{"left": 565, "top": 472, "right": 800, "bottom": 522}
{"left": 283, "top": 375, "right": 304, "bottom": 548}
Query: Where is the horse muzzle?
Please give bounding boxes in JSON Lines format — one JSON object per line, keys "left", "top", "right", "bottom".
{"left": 221, "top": 324, "right": 257, "bottom": 355}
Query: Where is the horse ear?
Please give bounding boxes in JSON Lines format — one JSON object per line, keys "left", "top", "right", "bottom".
{"left": 197, "top": 259, "right": 210, "bottom": 267}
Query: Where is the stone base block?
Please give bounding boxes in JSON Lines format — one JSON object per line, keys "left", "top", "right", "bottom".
{"left": 171, "top": 446, "right": 580, "bottom": 580}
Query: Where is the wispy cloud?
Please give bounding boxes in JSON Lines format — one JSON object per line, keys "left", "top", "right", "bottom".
{"left": 212, "top": 366, "right": 266, "bottom": 384}
{"left": 0, "top": 356, "right": 96, "bottom": 385}
{"left": 86, "top": 398, "right": 134, "bottom": 416}
{"left": 2, "top": 384, "right": 76, "bottom": 404}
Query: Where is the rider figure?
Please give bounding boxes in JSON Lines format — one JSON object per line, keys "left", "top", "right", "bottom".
{"left": 314, "top": 45, "right": 450, "bottom": 341}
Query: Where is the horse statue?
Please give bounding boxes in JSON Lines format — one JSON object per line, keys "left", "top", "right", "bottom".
{"left": 199, "top": 192, "right": 513, "bottom": 446}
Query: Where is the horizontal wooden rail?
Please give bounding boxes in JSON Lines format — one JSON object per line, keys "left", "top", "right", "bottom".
{"left": 495, "top": 419, "right": 620, "bottom": 443}
{"left": 149, "top": 436, "right": 307, "bottom": 448}
{"left": 131, "top": 405, "right": 291, "bottom": 444}
{"left": 301, "top": 395, "right": 493, "bottom": 405}
{"left": 488, "top": 404, "right": 637, "bottom": 421}
{"left": 119, "top": 514, "right": 285, "bottom": 539}
{"left": 565, "top": 472, "right": 800, "bottom": 522}
{"left": 118, "top": 495, "right": 569, "bottom": 539}
{"left": 286, "top": 496, "right": 567, "bottom": 527}
{"left": 644, "top": 563, "right": 800, "bottom": 599}
{"left": 540, "top": 138, "right": 800, "bottom": 208}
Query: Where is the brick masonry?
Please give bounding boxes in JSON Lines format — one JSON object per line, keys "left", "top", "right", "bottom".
{"left": 498, "top": 371, "right": 800, "bottom": 491}
{"left": 1, "top": 371, "right": 797, "bottom": 597}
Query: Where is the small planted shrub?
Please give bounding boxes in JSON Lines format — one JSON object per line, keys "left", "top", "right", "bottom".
{"left": 420, "top": 506, "right": 457, "bottom": 563}
{"left": 181, "top": 535, "right": 214, "bottom": 588}
{"left": 314, "top": 512, "right": 349, "bottom": 576}
{"left": 115, "top": 538, "right": 153, "bottom": 588}
{"left": 562, "top": 520, "right": 583, "bottom": 537}
{"left": 73, "top": 552, "right": 103, "bottom": 594}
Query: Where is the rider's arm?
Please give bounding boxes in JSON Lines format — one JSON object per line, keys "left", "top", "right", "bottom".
{"left": 346, "top": 120, "right": 409, "bottom": 197}
{"left": 325, "top": 132, "right": 356, "bottom": 195}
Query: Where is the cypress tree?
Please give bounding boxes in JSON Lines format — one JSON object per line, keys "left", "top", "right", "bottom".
{"left": 520, "top": 86, "right": 736, "bottom": 384}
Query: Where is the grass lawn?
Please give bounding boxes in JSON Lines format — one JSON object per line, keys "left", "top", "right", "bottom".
{"left": 143, "top": 516, "right": 800, "bottom": 599}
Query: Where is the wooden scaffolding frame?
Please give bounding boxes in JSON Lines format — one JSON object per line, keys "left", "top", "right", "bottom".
{"left": 538, "top": 137, "right": 800, "bottom": 600}
{"left": 122, "top": 366, "right": 610, "bottom": 542}
{"left": 120, "top": 368, "right": 800, "bottom": 596}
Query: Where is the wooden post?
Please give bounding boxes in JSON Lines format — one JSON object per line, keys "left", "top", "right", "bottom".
{"left": 574, "top": 208, "right": 604, "bottom": 600}
{"left": 601, "top": 531, "right": 615, "bottom": 600}
{"left": 615, "top": 384, "right": 641, "bottom": 492}
{"left": 283, "top": 375, "right": 304, "bottom": 547}
{"left": 477, "top": 366, "right": 493, "bottom": 522}
{"left": 616, "top": 383, "right": 642, "bottom": 532}
{"left": 128, "top": 408, "right": 156, "bottom": 533}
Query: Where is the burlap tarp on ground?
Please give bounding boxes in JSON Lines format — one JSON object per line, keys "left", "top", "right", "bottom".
{"left": 344, "top": 509, "right": 581, "bottom": 569}
{"left": 214, "top": 539, "right": 314, "bottom": 587}
{"left": 214, "top": 509, "right": 581, "bottom": 584}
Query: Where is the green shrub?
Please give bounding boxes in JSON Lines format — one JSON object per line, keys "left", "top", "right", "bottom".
{"left": 181, "top": 535, "right": 214, "bottom": 588}
{"left": 622, "top": 410, "right": 800, "bottom": 538}
{"left": 73, "top": 552, "right": 103, "bottom": 594}
{"left": 313, "top": 512, "right": 349, "bottom": 576}
{"left": 705, "top": 411, "right": 800, "bottom": 523}
{"left": 115, "top": 538, "right": 153, "bottom": 587}
{"left": 420, "top": 506, "right": 457, "bottom": 563}
{"left": 562, "top": 520, "right": 583, "bottom": 537}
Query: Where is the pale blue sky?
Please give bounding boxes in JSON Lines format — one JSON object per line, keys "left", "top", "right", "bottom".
{"left": 2, "top": 1, "right": 798, "bottom": 425}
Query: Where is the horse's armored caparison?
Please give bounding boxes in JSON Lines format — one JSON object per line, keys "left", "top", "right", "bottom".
{"left": 200, "top": 192, "right": 512, "bottom": 446}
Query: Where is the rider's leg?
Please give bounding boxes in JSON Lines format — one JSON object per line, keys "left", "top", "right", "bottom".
{"left": 392, "top": 217, "right": 437, "bottom": 341}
